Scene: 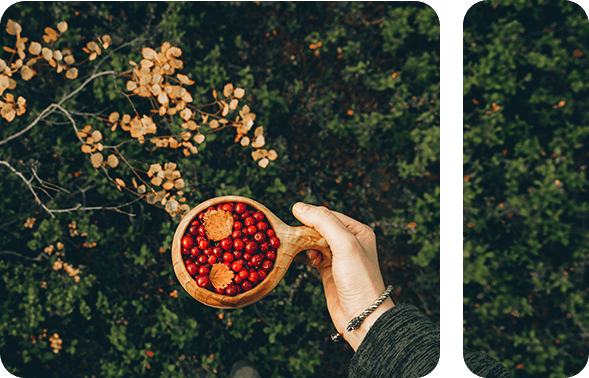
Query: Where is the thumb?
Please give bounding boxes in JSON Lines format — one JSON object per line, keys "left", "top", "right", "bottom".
{"left": 292, "top": 202, "right": 357, "bottom": 252}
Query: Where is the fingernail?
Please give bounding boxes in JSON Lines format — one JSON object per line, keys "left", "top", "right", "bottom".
{"left": 293, "top": 202, "right": 309, "bottom": 213}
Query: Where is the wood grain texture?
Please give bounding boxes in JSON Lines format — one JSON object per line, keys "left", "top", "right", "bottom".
{"left": 172, "top": 195, "right": 332, "bottom": 309}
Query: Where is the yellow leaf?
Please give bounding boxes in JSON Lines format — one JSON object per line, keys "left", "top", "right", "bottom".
{"left": 258, "top": 158, "right": 269, "bottom": 168}
{"left": 209, "top": 119, "right": 219, "bottom": 129}
{"left": 137, "top": 185, "right": 146, "bottom": 194}
{"left": 223, "top": 83, "right": 234, "bottom": 98}
{"left": 268, "top": 149, "right": 278, "bottom": 161}
{"left": 180, "top": 108, "right": 192, "bottom": 121}
{"left": 65, "top": 67, "right": 78, "bottom": 79}
{"left": 240, "top": 136, "right": 250, "bottom": 146}
{"left": 6, "top": 20, "right": 22, "bottom": 36}
{"left": 177, "top": 74, "right": 194, "bottom": 85}
{"left": 91, "top": 130, "right": 102, "bottom": 142}
{"left": 90, "top": 153, "right": 103, "bottom": 168}
{"left": 20, "top": 65, "right": 35, "bottom": 81}
{"left": 174, "top": 178, "right": 185, "bottom": 190}
{"left": 234, "top": 88, "right": 245, "bottom": 99}
{"left": 254, "top": 126, "right": 264, "bottom": 137}
{"left": 107, "top": 154, "right": 119, "bottom": 168}
{"left": 229, "top": 99, "right": 238, "bottom": 110}
{"left": 81, "top": 145, "right": 92, "bottom": 153}
{"left": 115, "top": 178, "right": 125, "bottom": 187}
{"left": 194, "top": 134, "right": 205, "bottom": 144}
{"left": 142, "top": 47, "right": 157, "bottom": 60}
{"left": 109, "top": 112, "right": 120, "bottom": 123}
{"left": 180, "top": 131, "right": 191, "bottom": 141}
{"left": 57, "top": 21, "right": 68, "bottom": 33}
{"left": 29, "top": 41, "right": 42, "bottom": 55}
{"left": 101, "top": 35, "right": 112, "bottom": 49}
{"left": 163, "top": 181, "right": 174, "bottom": 190}
{"left": 151, "top": 177, "right": 163, "bottom": 186}
{"left": 251, "top": 135, "right": 265, "bottom": 148}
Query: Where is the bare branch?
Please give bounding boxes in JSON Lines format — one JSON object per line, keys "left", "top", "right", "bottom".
{"left": 0, "top": 160, "right": 55, "bottom": 218}
{"left": 0, "top": 250, "right": 47, "bottom": 262}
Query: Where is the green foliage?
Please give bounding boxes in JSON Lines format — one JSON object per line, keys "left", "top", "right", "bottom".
{"left": 463, "top": 1, "right": 589, "bottom": 377}
{"left": 1, "top": 2, "right": 438, "bottom": 377}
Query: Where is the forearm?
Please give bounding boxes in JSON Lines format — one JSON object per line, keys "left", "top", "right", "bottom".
{"left": 345, "top": 297, "right": 395, "bottom": 351}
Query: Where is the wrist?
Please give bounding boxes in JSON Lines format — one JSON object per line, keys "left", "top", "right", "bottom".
{"left": 346, "top": 297, "right": 395, "bottom": 351}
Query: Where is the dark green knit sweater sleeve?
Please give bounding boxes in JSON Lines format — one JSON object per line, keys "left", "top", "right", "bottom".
{"left": 348, "top": 303, "right": 439, "bottom": 378}
{"left": 463, "top": 346, "right": 513, "bottom": 378}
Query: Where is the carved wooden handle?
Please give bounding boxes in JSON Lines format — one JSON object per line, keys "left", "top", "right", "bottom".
{"left": 289, "top": 226, "right": 332, "bottom": 268}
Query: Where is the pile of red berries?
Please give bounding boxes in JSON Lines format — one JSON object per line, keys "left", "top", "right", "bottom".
{"left": 181, "top": 202, "right": 280, "bottom": 296}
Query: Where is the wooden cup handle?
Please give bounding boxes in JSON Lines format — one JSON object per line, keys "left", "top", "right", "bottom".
{"left": 289, "top": 226, "right": 332, "bottom": 268}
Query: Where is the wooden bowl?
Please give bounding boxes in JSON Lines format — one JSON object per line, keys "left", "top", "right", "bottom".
{"left": 171, "top": 195, "right": 332, "bottom": 309}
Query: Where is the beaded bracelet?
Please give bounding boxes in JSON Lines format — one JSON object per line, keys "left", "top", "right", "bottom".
{"left": 331, "top": 285, "right": 394, "bottom": 343}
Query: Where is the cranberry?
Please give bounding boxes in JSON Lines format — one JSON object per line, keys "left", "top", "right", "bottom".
{"left": 221, "top": 203, "right": 234, "bottom": 212}
{"left": 232, "top": 230, "right": 243, "bottom": 239}
{"left": 233, "top": 213, "right": 240, "bottom": 220}
{"left": 215, "top": 287, "right": 226, "bottom": 294}
{"left": 188, "top": 225, "right": 199, "bottom": 235}
{"left": 243, "top": 252, "right": 252, "bottom": 261}
{"left": 239, "top": 269, "right": 249, "bottom": 279}
{"left": 198, "top": 239, "right": 210, "bottom": 250}
{"left": 220, "top": 237, "right": 233, "bottom": 250}
{"left": 234, "top": 275, "right": 243, "bottom": 285}
{"left": 197, "top": 254, "right": 208, "bottom": 264}
{"left": 248, "top": 271, "right": 260, "bottom": 283}
{"left": 256, "top": 221, "right": 268, "bottom": 232}
{"left": 259, "top": 242, "right": 270, "bottom": 252}
{"left": 253, "top": 232, "right": 266, "bottom": 243}
{"left": 242, "top": 237, "right": 250, "bottom": 243}
{"left": 213, "top": 246, "right": 224, "bottom": 258}
{"left": 223, "top": 261, "right": 231, "bottom": 268}
{"left": 191, "top": 219, "right": 200, "bottom": 226}
{"left": 266, "top": 229, "right": 275, "bottom": 238}
{"left": 244, "top": 217, "right": 256, "bottom": 227}
{"left": 198, "top": 212, "right": 205, "bottom": 221}
{"left": 241, "top": 280, "right": 253, "bottom": 291}
{"left": 250, "top": 254, "right": 263, "bottom": 266}
{"left": 233, "top": 251, "right": 242, "bottom": 259}
{"left": 196, "top": 275, "right": 211, "bottom": 288}
{"left": 198, "top": 225, "right": 206, "bottom": 236}
{"left": 207, "top": 255, "right": 217, "bottom": 264}
{"left": 265, "top": 250, "right": 276, "bottom": 260}
{"left": 246, "top": 225, "right": 258, "bottom": 236}
{"left": 269, "top": 236, "right": 280, "bottom": 249}
{"left": 231, "top": 261, "right": 243, "bottom": 272}
{"left": 203, "top": 247, "right": 213, "bottom": 256}
{"left": 196, "top": 235, "right": 205, "bottom": 243}
{"left": 225, "top": 285, "right": 238, "bottom": 296}
{"left": 253, "top": 211, "right": 265, "bottom": 221}
{"left": 181, "top": 236, "right": 194, "bottom": 249}
{"left": 233, "top": 221, "right": 243, "bottom": 230}
{"left": 182, "top": 247, "right": 190, "bottom": 255}
{"left": 233, "top": 238, "right": 245, "bottom": 251}
{"left": 190, "top": 247, "right": 200, "bottom": 256}
{"left": 262, "top": 260, "right": 273, "bottom": 271}
{"left": 234, "top": 203, "right": 247, "bottom": 214}
{"left": 245, "top": 241, "right": 258, "bottom": 254}
{"left": 258, "top": 270, "right": 267, "bottom": 280}
{"left": 223, "top": 252, "right": 234, "bottom": 263}
{"left": 186, "top": 264, "right": 198, "bottom": 275}
{"left": 199, "top": 265, "right": 210, "bottom": 275}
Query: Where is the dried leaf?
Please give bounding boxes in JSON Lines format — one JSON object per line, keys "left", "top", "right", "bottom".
{"left": 229, "top": 99, "right": 239, "bottom": 110}
{"left": 222, "top": 103, "right": 229, "bottom": 116}
{"left": 165, "top": 198, "right": 179, "bottom": 213}
{"left": 132, "top": 177, "right": 138, "bottom": 189}
{"left": 101, "top": 34, "right": 112, "bottom": 49}
{"left": 234, "top": 88, "right": 245, "bottom": 99}
{"left": 268, "top": 149, "right": 278, "bottom": 161}
{"left": 6, "top": 20, "right": 22, "bottom": 36}
{"left": 151, "top": 177, "right": 163, "bottom": 186}
{"left": 65, "top": 67, "right": 78, "bottom": 79}
{"left": 107, "top": 154, "right": 119, "bottom": 168}
{"left": 29, "top": 41, "right": 42, "bottom": 55}
{"left": 57, "top": 21, "right": 68, "bottom": 33}
{"left": 137, "top": 185, "right": 146, "bottom": 194}
{"left": 240, "top": 136, "right": 250, "bottom": 146}
{"left": 163, "top": 181, "right": 174, "bottom": 190}
{"left": 81, "top": 145, "right": 92, "bottom": 153}
{"left": 209, "top": 119, "right": 219, "bottom": 129}
{"left": 194, "top": 134, "right": 205, "bottom": 144}
{"left": 91, "top": 130, "right": 102, "bottom": 142}
{"left": 177, "top": 74, "right": 194, "bottom": 85}
{"left": 90, "top": 153, "right": 103, "bottom": 168}
{"left": 254, "top": 126, "right": 264, "bottom": 137}
{"left": 180, "top": 108, "right": 192, "bottom": 121}
{"left": 258, "top": 158, "right": 269, "bottom": 168}
{"left": 203, "top": 209, "right": 234, "bottom": 241}
{"left": 180, "top": 131, "right": 191, "bottom": 141}
{"left": 109, "top": 112, "right": 120, "bottom": 123}
{"left": 142, "top": 47, "right": 157, "bottom": 60}
{"left": 174, "top": 178, "right": 185, "bottom": 190}
{"left": 115, "top": 178, "right": 125, "bottom": 187}
{"left": 20, "top": 65, "right": 35, "bottom": 81}
{"left": 252, "top": 135, "right": 265, "bottom": 148}
{"left": 223, "top": 83, "right": 234, "bottom": 98}
{"left": 209, "top": 263, "right": 235, "bottom": 290}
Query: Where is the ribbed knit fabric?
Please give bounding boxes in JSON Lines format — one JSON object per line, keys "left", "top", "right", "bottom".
{"left": 463, "top": 346, "right": 512, "bottom": 378}
{"left": 348, "top": 303, "right": 512, "bottom": 378}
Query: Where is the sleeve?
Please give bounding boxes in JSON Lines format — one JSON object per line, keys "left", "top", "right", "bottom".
{"left": 347, "top": 303, "right": 439, "bottom": 378}
{"left": 463, "top": 346, "right": 513, "bottom": 378}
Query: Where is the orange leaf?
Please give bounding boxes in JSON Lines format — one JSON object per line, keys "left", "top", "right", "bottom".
{"left": 209, "top": 263, "right": 235, "bottom": 290}
{"left": 408, "top": 222, "right": 417, "bottom": 228}
{"left": 145, "top": 351, "right": 154, "bottom": 357}
{"left": 203, "top": 210, "right": 234, "bottom": 241}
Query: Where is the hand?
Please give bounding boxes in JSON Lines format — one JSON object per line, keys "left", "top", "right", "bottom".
{"left": 292, "top": 202, "right": 394, "bottom": 351}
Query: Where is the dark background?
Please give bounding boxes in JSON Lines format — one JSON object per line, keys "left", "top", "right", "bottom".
{"left": 464, "top": 0, "right": 589, "bottom": 377}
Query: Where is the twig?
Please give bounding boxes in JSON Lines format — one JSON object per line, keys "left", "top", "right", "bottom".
{"left": 0, "top": 250, "right": 47, "bottom": 262}
{"left": 0, "top": 160, "right": 55, "bottom": 218}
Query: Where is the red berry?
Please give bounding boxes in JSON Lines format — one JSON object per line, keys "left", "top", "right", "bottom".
{"left": 253, "top": 211, "right": 265, "bottom": 221}
{"left": 250, "top": 254, "right": 263, "bottom": 266}
{"left": 197, "top": 254, "right": 208, "bottom": 264}
{"left": 239, "top": 269, "right": 249, "bottom": 279}
{"left": 259, "top": 242, "right": 270, "bottom": 252}
{"left": 203, "top": 247, "right": 213, "bottom": 256}
{"left": 182, "top": 247, "right": 190, "bottom": 255}
{"left": 223, "top": 261, "right": 231, "bottom": 268}
{"left": 188, "top": 225, "right": 199, "bottom": 235}
{"left": 221, "top": 203, "right": 234, "bottom": 212}
{"left": 234, "top": 275, "right": 243, "bottom": 285}
{"left": 215, "top": 287, "right": 226, "bottom": 294}
{"left": 191, "top": 219, "right": 200, "bottom": 226}
{"left": 207, "top": 255, "right": 217, "bottom": 264}
{"left": 233, "top": 238, "right": 245, "bottom": 251}
{"left": 198, "top": 225, "right": 206, "bottom": 236}
{"left": 244, "top": 217, "right": 256, "bottom": 227}
{"left": 265, "top": 250, "right": 276, "bottom": 260}
{"left": 233, "top": 251, "right": 242, "bottom": 259}
{"left": 213, "top": 246, "right": 224, "bottom": 258}
{"left": 232, "top": 230, "right": 243, "bottom": 239}
{"left": 181, "top": 236, "right": 194, "bottom": 249}
{"left": 246, "top": 225, "right": 257, "bottom": 236}
{"left": 256, "top": 221, "right": 268, "bottom": 232}
{"left": 262, "top": 260, "right": 273, "bottom": 271}
{"left": 223, "top": 252, "right": 234, "bottom": 263}
{"left": 231, "top": 261, "right": 243, "bottom": 272}
{"left": 245, "top": 241, "right": 258, "bottom": 254}
{"left": 199, "top": 265, "right": 210, "bottom": 275}
{"left": 241, "top": 280, "right": 253, "bottom": 291}
{"left": 190, "top": 247, "right": 200, "bottom": 256}
{"left": 233, "top": 213, "right": 240, "bottom": 220}
{"left": 196, "top": 275, "right": 211, "bottom": 288}
{"left": 220, "top": 237, "right": 233, "bottom": 250}
{"left": 234, "top": 203, "right": 247, "bottom": 214}
{"left": 198, "top": 212, "right": 205, "bottom": 221}
{"left": 225, "top": 285, "right": 238, "bottom": 296}
{"left": 233, "top": 221, "right": 243, "bottom": 230}
{"left": 186, "top": 264, "right": 198, "bottom": 275}
{"left": 269, "top": 236, "right": 280, "bottom": 249}
{"left": 258, "top": 270, "right": 267, "bottom": 280}
{"left": 253, "top": 232, "right": 266, "bottom": 243}
{"left": 196, "top": 235, "right": 205, "bottom": 243}
{"left": 198, "top": 239, "right": 209, "bottom": 250}
{"left": 242, "top": 237, "right": 250, "bottom": 243}
{"left": 248, "top": 271, "right": 260, "bottom": 283}
{"left": 243, "top": 252, "right": 252, "bottom": 261}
